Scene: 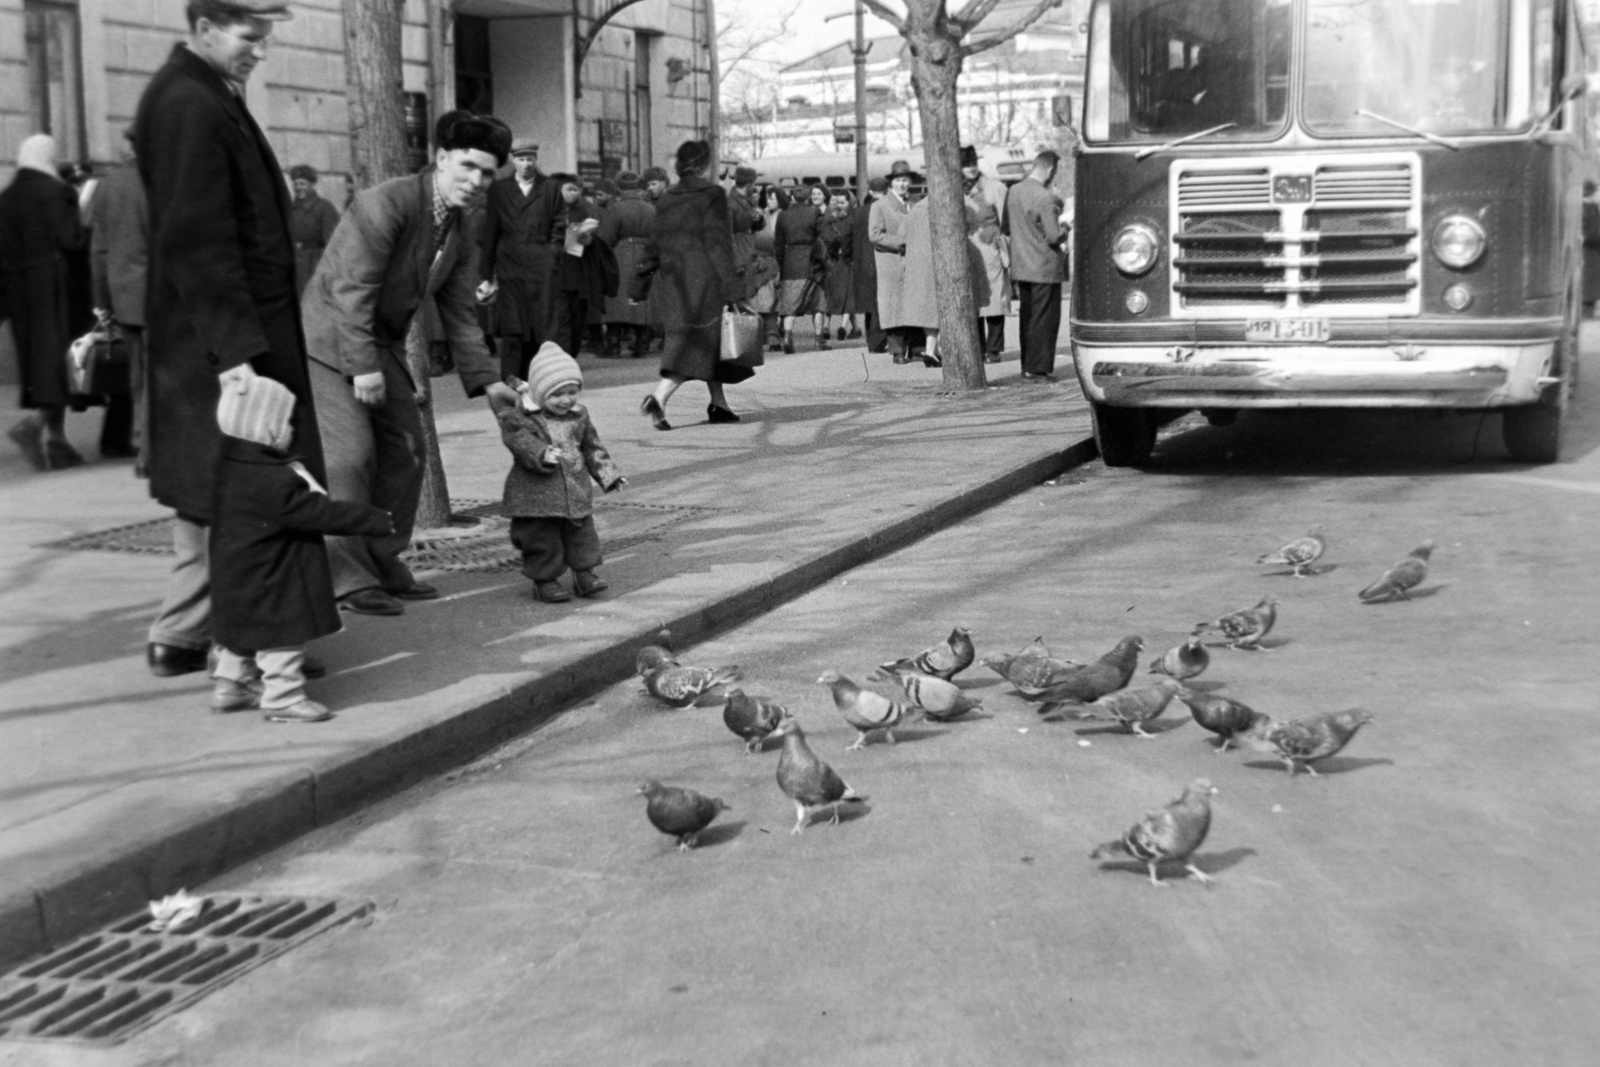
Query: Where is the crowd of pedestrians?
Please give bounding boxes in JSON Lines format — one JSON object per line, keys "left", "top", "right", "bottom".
{"left": 0, "top": 0, "right": 1075, "bottom": 725}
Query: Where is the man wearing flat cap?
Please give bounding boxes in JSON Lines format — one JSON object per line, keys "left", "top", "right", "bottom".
{"left": 133, "top": 0, "right": 320, "bottom": 679}
{"left": 289, "top": 163, "right": 340, "bottom": 298}
{"left": 301, "top": 111, "right": 516, "bottom": 616}
{"left": 480, "top": 137, "right": 556, "bottom": 381}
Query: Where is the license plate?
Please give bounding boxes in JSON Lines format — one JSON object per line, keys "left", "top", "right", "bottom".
{"left": 1246, "top": 317, "right": 1329, "bottom": 343}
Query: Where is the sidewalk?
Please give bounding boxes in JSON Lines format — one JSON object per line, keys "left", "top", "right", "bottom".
{"left": 0, "top": 343, "right": 1094, "bottom": 966}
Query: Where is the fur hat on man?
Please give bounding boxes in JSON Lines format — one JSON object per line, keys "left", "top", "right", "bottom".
{"left": 733, "top": 165, "right": 758, "bottom": 187}
{"left": 217, "top": 376, "right": 296, "bottom": 449}
{"left": 524, "top": 342, "right": 583, "bottom": 411}
{"left": 435, "top": 110, "right": 513, "bottom": 168}
{"left": 641, "top": 166, "right": 669, "bottom": 186}
{"left": 616, "top": 170, "right": 642, "bottom": 191}
{"left": 288, "top": 163, "right": 318, "bottom": 183}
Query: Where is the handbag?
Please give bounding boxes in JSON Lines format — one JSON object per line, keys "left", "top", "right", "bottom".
{"left": 720, "top": 306, "right": 764, "bottom": 368}
{"left": 67, "top": 322, "right": 131, "bottom": 398}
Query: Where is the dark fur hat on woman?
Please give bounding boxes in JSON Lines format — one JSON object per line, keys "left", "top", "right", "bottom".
{"left": 674, "top": 139, "right": 712, "bottom": 176}
{"left": 434, "top": 110, "right": 512, "bottom": 168}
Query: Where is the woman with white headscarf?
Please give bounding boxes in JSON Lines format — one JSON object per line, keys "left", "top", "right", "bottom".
{"left": 0, "top": 134, "right": 88, "bottom": 470}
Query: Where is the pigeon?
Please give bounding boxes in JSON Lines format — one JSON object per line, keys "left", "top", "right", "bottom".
{"left": 1246, "top": 709, "right": 1374, "bottom": 776}
{"left": 1090, "top": 778, "right": 1219, "bottom": 888}
{"left": 879, "top": 626, "right": 975, "bottom": 681}
{"left": 642, "top": 663, "right": 742, "bottom": 707}
{"left": 773, "top": 715, "right": 867, "bottom": 834}
{"left": 1027, "top": 636, "right": 1145, "bottom": 707}
{"left": 1257, "top": 527, "right": 1327, "bottom": 577}
{"left": 1194, "top": 596, "right": 1278, "bottom": 650}
{"left": 1147, "top": 635, "right": 1209, "bottom": 681}
{"left": 873, "top": 666, "right": 983, "bottom": 722}
{"left": 636, "top": 629, "right": 679, "bottom": 676}
{"left": 1174, "top": 689, "right": 1269, "bottom": 752}
{"left": 1045, "top": 677, "right": 1184, "bottom": 737}
{"left": 819, "top": 670, "right": 907, "bottom": 749}
{"left": 722, "top": 688, "right": 786, "bottom": 754}
{"left": 1358, "top": 541, "right": 1435, "bottom": 603}
{"left": 637, "top": 780, "right": 729, "bottom": 851}
{"left": 982, "top": 638, "right": 1083, "bottom": 697}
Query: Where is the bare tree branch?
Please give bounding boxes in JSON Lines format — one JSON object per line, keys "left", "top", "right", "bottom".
{"left": 860, "top": 0, "right": 908, "bottom": 34}
{"left": 717, "top": 1, "right": 801, "bottom": 87}
{"left": 959, "top": 0, "right": 1061, "bottom": 59}
{"left": 951, "top": 0, "right": 1006, "bottom": 30}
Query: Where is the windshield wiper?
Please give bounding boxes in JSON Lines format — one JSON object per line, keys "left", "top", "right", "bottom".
{"left": 1356, "top": 109, "right": 1461, "bottom": 151}
{"left": 1134, "top": 123, "right": 1238, "bottom": 161}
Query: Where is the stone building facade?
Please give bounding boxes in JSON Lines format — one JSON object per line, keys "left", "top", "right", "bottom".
{"left": 1, "top": 0, "right": 717, "bottom": 377}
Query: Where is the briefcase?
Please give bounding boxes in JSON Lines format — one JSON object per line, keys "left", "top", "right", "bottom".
{"left": 67, "top": 325, "right": 131, "bottom": 399}
{"left": 720, "top": 306, "right": 764, "bottom": 369}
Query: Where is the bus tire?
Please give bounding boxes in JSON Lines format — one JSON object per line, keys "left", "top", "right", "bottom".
{"left": 1503, "top": 283, "right": 1576, "bottom": 464}
{"left": 1091, "top": 402, "right": 1156, "bottom": 467}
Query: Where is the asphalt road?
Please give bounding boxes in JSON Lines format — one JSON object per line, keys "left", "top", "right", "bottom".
{"left": 15, "top": 333, "right": 1600, "bottom": 1067}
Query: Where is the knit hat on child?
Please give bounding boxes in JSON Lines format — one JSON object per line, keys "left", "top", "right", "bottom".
{"left": 217, "top": 376, "right": 296, "bottom": 449}
{"left": 524, "top": 342, "right": 583, "bottom": 410}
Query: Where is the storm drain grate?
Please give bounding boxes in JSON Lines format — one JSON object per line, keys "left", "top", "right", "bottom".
{"left": 38, "top": 499, "right": 719, "bottom": 573}
{"left": 0, "top": 894, "right": 371, "bottom": 1044}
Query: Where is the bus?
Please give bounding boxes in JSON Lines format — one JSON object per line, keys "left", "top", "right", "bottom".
{"left": 745, "top": 146, "right": 1037, "bottom": 197}
{"left": 1072, "top": 0, "right": 1587, "bottom": 465}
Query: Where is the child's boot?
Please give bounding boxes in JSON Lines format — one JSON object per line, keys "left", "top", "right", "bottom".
{"left": 265, "top": 698, "right": 332, "bottom": 723}
{"left": 212, "top": 679, "right": 261, "bottom": 713}
{"left": 535, "top": 580, "right": 573, "bottom": 603}
{"left": 574, "top": 570, "right": 609, "bottom": 597}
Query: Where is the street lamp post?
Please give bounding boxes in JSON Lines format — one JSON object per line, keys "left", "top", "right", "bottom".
{"left": 827, "top": 4, "right": 873, "bottom": 196}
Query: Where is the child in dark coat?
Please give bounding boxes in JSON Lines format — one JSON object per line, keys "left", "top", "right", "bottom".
{"left": 492, "top": 341, "right": 624, "bottom": 602}
{"left": 209, "top": 378, "right": 393, "bottom": 722}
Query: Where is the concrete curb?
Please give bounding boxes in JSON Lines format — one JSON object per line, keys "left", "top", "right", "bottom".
{"left": 0, "top": 435, "right": 1099, "bottom": 967}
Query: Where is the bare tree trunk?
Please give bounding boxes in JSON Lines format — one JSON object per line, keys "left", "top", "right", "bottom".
{"left": 906, "top": 27, "right": 986, "bottom": 389}
{"left": 342, "top": 0, "right": 409, "bottom": 188}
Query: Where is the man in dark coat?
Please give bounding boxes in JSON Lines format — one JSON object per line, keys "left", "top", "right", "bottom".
{"left": 133, "top": 0, "right": 320, "bottom": 677}
{"left": 479, "top": 137, "right": 554, "bottom": 381}
{"left": 1003, "top": 150, "right": 1069, "bottom": 381}
{"left": 301, "top": 110, "right": 513, "bottom": 616}
{"left": 88, "top": 130, "right": 148, "bottom": 465}
{"left": 851, "top": 178, "right": 887, "bottom": 352}
{"left": 288, "top": 163, "right": 340, "bottom": 298}
{"left": 598, "top": 171, "right": 656, "bottom": 358}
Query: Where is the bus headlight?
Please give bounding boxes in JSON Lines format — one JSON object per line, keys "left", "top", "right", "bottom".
{"left": 1111, "top": 223, "right": 1161, "bottom": 276}
{"left": 1431, "top": 215, "right": 1486, "bottom": 269}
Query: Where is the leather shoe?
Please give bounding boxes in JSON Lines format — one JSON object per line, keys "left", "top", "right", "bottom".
{"left": 640, "top": 395, "right": 671, "bottom": 431}
{"left": 149, "top": 642, "right": 209, "bottom": 677}
{"left": 707, "top": 404, "right": 740, "bottom": 424}
{"left": 339, "top": 588, "right": 405, "bottom": 616}
{"left": 574, "top": 570, "right": 609, "bottom": 597}
{"left": 264, "top": 698, "right": 333, "bottom": 724}
{"left": 387, "top": 581, "right": 440, "bottom": 601}
{"left": 534, "top": 580, "right": 572, "bottom": 603}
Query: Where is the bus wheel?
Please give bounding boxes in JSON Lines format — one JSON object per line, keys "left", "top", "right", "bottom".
{"left": 1091, "top": 402, "right": 1157, "bottom": 467}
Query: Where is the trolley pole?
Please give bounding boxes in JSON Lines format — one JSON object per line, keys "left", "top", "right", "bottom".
{"left": 854, "top": 1, "right": 868, "bottom": 194}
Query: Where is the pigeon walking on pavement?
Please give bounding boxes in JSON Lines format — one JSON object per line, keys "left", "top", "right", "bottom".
{"left": 873, "top": 666, "right": 983, "bottom": 722}
{"left": 1091, "top": 778, "right": 1219, "bottom": 888}
{"left": 1174, "top": 689, "right": 1269, "bottom": 752}
{"left": 722, "top": 688, "right": 787, "bottom": 754}
{"left": 879, "top": 627, "right": 975, "bottom": 681}
{"left": 642, "top": 662, "right": 742, "bottom": 708}
{"left": 982, "top": 638, "right": 1082, "bottom": 697}
{"left": 819, "top": 670, "right": 908, "bottom": 749}
{"left": 1194, "top": 596, "right": 1278, "bottom": 650}
{"left": 1027, "top": 636, "right": 1145, "bottom": 707}
{"left": 1358, "top": 542, "right": 1435, "bottom": 603}
{"left": 774, "top": 715, "right": 867, "bottom": 834}
{"left": 637, "top": 780, "right": 729, "bottom": 851}
{"left": 636, "top": 629, "right": 679, "bottom": 676}
{"left": 1148, "top": 635, "right": 1209, "bottom": 681}
{"left": 1246, "top": 709, "right": 1375, "bottom": 776}
{"left": 1257, "top": 527, "right": 1327, "bottom": 577}
{"left": 1045, "top": 677, "right": 1184, "bottom": 737}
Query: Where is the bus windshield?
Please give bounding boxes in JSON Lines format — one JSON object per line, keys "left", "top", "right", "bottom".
{"left": 1303, "top": 0, "right": 1553, "bottom": 136}
{"left": 1084, "top": 0, "right": 1291, "bottom": 143}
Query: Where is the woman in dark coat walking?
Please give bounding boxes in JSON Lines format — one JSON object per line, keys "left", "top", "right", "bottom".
{"left": 1, "top": 134, "right": 88, "bottom": 471}
{"left": 814, "top": 191, "right": 858, "bottom": 344}
{"left": 632, "top": 140, "right": 744, "bottom": 431}
{"left": 773, "top": 184, "right": 825, "bottom": 352}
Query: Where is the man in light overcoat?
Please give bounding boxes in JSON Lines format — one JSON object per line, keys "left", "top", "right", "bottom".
{"left": 869, "top": 161, "right": 914, "bottom": 362}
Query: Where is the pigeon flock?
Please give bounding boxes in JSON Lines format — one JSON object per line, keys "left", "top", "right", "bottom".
{"left": 635, "top": 534, "right": 1433, "bottom": 886}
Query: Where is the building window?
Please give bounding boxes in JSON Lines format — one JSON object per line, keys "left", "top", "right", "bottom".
{"left": 633, "top": 31, "right": 654, "bottom": 172}
{"left": 24, "top": 0, "right": 86, "bottom": 162}
{"left": 455, "top": 15, "right": 493, "bottom": 115}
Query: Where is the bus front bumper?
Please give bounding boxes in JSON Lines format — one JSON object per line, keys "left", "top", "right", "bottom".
{"left": 1072, "top": 341, "right": 1556, "bottom": 409}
